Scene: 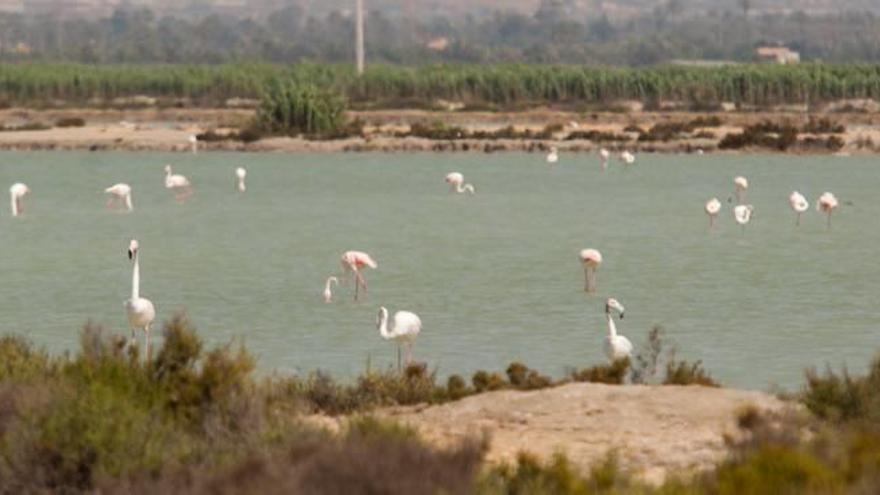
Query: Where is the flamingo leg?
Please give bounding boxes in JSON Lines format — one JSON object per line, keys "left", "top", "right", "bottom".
{"left": 397, "top": 345, "right": 402, "bottom": 372}
{"left": 130, "top": 328, "right": 136, "bottom": 347}
{"left": 354, "top": 272, "right": 360, "bottom": 301}
{"left": 796, "top": 213, "right": 801, "bottom": 227}
{"left": 406, "top": 343, "right": 414, "bottom": 366}
{"left": 144, "top": 325, "right": 151, "bottom": 362}
{"left": 827, "top": 213, "right": 832, "bottom": 230}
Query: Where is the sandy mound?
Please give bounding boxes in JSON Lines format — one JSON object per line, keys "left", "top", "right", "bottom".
{"left": 379, "top": 383, "right": 788, "bottom": 484}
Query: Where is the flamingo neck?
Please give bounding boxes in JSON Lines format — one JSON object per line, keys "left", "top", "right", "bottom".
{"left": 238, "top": 178, "right": 246, "bottom": 192}
{"left": 131, "top": 253, "right": 140, "bottom": 300}
{"left": 124, "top": 193, "right": 133, "bottom": 211}
{"left": 378, "top": 310, "right": 392, "bottom": 340}
{"left": 10, "top": 194, "right": 18, "bottom": 216}
{"left": 606, "top": 312, "right": 617, "bottom": 338}
{"left": 324, "top": 277, "right": 337, "bottom": 292}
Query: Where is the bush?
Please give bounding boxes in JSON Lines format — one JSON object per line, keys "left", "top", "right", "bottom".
{"left": 55, "top": 117, "right": 86, "bottom": 127}
{"left": 719, "top": 121, "right": 799, "bottom": 151}
{"left": 663, "top": 358, "right": 720, "bottom": 387}
{"left": 802, "top": 357, "right": 880, "bottom": 424}
{"left": 255, "top": 80, "right": 346, "bottom": 136}
{"left": 569, "top": 359, "right": 630, "bottom": 385}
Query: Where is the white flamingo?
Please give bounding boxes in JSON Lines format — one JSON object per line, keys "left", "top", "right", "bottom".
{"left": 323, "top": 276, "right": 339, "bottom": 303}
{"left": 579, "top": 249, "right": 603, "bottom": 293}
{"left": 603, "top": 298, "right": 632, "bottom": 363}
{"left": 599, "top": 148, "right": 610, "bottom": 171}
{"left": 734, "top": 176, "right": 749, "bottom": 203}
{"left": 620, "top": 151, "right": 635, "bottom": 165}
{"left": 734, "top": 204, "right": 754, "bottom": 233}
{"left": 164, "top": 164, "right": 193, "bottom": 201}
{"left": 377, "top": 306, "right": 422, "bottom": 370}
{"left": 705, "top": 197, "right": 721, "bottom": 228}
{"left": 546, "top": 146, "right": 559, "bottom": 165}
{"left": 341, "top": 250, "right": 378, "bottom": 301}
{"left": 235, "top": 167, "right": 247, "bottom": 193}
{"left": 789, "top": 191, "right": 809, "bottom": 226}
{"left": 816, "top": 192, "right": 839, "bottom": 229}
{"left": 9, "top": 183, "right": 29, "bottom": 217}
{"left": 104, "top": 183, "right": 133, "bottom": 211}
{"left": 125, "top": 239, "right": 156, "bottom": 360}
{"left": 445, "top": 172, "right": 475, "bottom": 194}
{"left": 188, "top": 134, "right": 198, "bottom": 154}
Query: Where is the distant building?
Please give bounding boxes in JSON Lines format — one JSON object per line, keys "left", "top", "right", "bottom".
{"left": 755, "top": 46, "right": 800, "bottom": 64}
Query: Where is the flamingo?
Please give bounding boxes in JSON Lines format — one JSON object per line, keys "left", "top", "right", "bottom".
{"left": 235, "top": 167, "right": 247, "bottom": 193}
{"left": 164, "top": 164, "right": 193, "bottom": 201}
{"left": 789, "top": 191, "right": 809, "bottom": 226}
{"left": 705, "top": 197, "right": 721, "bottom": 228}
{"left": 125, "top": 239, "right": 156, "bottom": 361}
{"left": 341, "top": 250, "right": 377, "bottom": 301}
{"left": 734, "top": 176, "right": 749, "bottom": 203}
{"left": 445, "top": 172, "right": 475, "bottom": 194}
{"left": 599, "top": 148, "right": 610, "bottom": 171}
{"left": 323, "top": 276, "right": 339, "bottom": 303}
{"left": 603, "top": 298, "right": 632, "bottom": 363}
{"left": 620, "top": 150, "right": 635, "bottom": 165}
{"left": 9, "top": 183, "right": 29, "bottom": 217}
{"left": 104, "top": 183, "right": 133, "bottom": 212}
{"left": 377, "top": 306, "right": 422, "bottom": 370}
{"left": 579, "top": 249, "right": 603, "bottom": 293}
{"left": 188, "top": 134, "right": 198, "bottom": 154}
{"left": 816, "top": 192, "right": 839, "bottom": 229}
{"left": 546, "top": 146, "right": 559, "bottom": 165}
{"left": 734, "top": 204, "right": 754, "bottom": 233}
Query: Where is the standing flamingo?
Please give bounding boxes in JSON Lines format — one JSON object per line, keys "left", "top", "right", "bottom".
{"left": 188, "top": 134, "right": 198, "bottom": 154}
{"left": 235, "top": 167, "right": 247, "bottom": 193}
{"left": 734, "top": 204, "right": 754, "bottom": 234}
{"left": 164, "top": 164, "right": 193, "bottom": 201}
{"left": 9, "top": 183, "right": 30, "bottom": 217}
{"left": 603, "top": 298, "right": 632, "bottom": 363}
{"left": 445, "top": 172, "right": 475, "bottom": 194}
{"left": 816, "top": 192, "right": 839, "bottom": 229}
{"left": 789, "top": 191, "right": 809, "bottom": 226}
{"left": 341, "top": 250, "right": 377, "bottom": 301}
{"left": 734, "top": 176, "right": 749, "bottom": 203}
{"left": 377, "top": 306, "right": 422, "bottom": 370}
{"left": 579, "top": 249, "right": 603, "bottom": 293}
{"left": 125, "top": 239, "right": 156, "bottom": 361}
{"left": 104, "top": 183, "right": 133, "bottom": 212}
{"left": 546, "top": 146, "right": 559, "bottom": 165}
{"left": 705, "top": 197, "right": 721, "bottom": 228}
{"left": 323, "top": 276, "right": 339, "bottom": 303}
{"left": 620, "top": 151, "right": 635, "bottom": 165}
{"left": 599, "top": 148, "right": 610, "bottom": 171}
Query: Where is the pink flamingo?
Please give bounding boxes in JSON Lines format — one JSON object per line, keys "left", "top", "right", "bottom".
{"left": 445, "top": 172, "right": 475, "bottom": 194}
{"left": 733, "top": 176, "right": 749, "bottom": 203}
{"left": 341, "top": 250, "right": 377, "bottom": 301}
{"left": 789, "top": 191, "right": 809, "bottom": 226}
{"left": 816, "top": 192, "right": 839, "bottom": 229}
{"left": 705, "top": 197, "right": 721, "bottom": 228}
{"left": 579, "top": 249, "right": 603, "bottom": 293}
{"left": 104, "top": 183, "right": 133, "bottom": 212}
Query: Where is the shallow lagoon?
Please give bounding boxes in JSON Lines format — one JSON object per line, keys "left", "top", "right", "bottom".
{"left": 0, "top": 150, "right": 876, "bottom": 389}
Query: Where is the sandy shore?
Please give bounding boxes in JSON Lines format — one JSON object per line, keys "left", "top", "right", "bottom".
{"left": 308, "top": 383, "right": 789, "bottom": 485}
{"left": 0, "top": 107, "right": 876, "bottom": 154}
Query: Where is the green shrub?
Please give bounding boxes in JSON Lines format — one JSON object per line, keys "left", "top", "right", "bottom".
{"left": 55, "top": 117, "right": 86, "bottom": 127}
{"left": 472, "top": 370, "right": 507, "bottom": 392}
{"left": 255, "top": 80, "right": 346, "bottom": 136}
{"left": 569, "top": 359, "right": 630, "bottom": 385}
{"left": 663, "top": 358, "right": 720, "bottom": 387}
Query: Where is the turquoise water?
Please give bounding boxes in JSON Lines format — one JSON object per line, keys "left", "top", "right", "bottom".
{"left": 0, "top": 150, "right": 877, "bottom": 390}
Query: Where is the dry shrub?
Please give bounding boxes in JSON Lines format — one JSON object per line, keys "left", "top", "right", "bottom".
{"left": 569, "top": 359, "right": 630, "bottom": 385}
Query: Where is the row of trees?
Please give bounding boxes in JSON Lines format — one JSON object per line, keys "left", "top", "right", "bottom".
{"left": 1, "top": 5, "right": 880, "bottom": 65}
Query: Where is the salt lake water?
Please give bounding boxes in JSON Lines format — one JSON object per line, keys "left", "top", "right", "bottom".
{"left": 0, "top": 150, "right": 877, "bottom": 390}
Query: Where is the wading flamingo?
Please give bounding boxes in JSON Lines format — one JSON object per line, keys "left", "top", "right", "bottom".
{"left": 599, "top": 148, "right": 610, "bottom": 171}
{"left": 817, "top": 192, "right": 839, "bottom": 229}
{"left": 705, "top": 197, "right": 721, "bottom": 228}
{"left": 235, "top": 167, "right": 247, "bottom": 193}
{"left": 445, "top": 172, "right": 475, "bottom": 194}
{"left": 9, "top": 183, "right": 29, "bottom": 217}
{"left": 104, "top": 183, "right": 133, "bottom": 212}
{"left": 377, "top": 306, "right": 422, "bottom": 370}
{"left": 603, "top": 298, "right": 632, "bottom": 363}
{"left": 341, "top": 250, "right": 377, "bottom": 301}
{"left": 546, "top": 146, "right": 559, "bottom": 165}
{"left": 620, "top": 150, "right": 635, "bottom": 165}
{"left": 789, "top": 191, "right": 809, "bottom": 226}
{"left": 164, "top": 164, "right": 193, "bottom": 201}
{"left": 323, "top": 276, "right": 338, "bottom": 303}
{"left": 188, "top": 134, "right": 198, "bottom": 154}
{"left": 734, "top": 176, "right": 749, "bottom": 203}
{"left": 125, "top": 239, "right": 156, "bottom": 361}
{"left": 579, "top": 249, "right": 603, "bottom": 293}
{"left": 734, "top": 204, "right": 754, "bottom": 233}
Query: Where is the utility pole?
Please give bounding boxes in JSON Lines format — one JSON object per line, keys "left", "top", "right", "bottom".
{"left": 355, "top": 0, "right": 365, "bottom": 75}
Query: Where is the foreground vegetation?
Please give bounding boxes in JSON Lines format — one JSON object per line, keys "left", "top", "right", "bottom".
{"left": 4, "top": 63, "right": 880, "bottom": 110}
{"left": 0, "top": 314, "right": 878, "bottom": 493}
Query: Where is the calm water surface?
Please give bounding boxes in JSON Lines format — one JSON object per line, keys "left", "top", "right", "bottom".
{"left": 0, "top": 150, "right": 877, "bottom": 390}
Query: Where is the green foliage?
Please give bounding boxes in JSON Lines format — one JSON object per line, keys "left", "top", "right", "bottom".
{"left": 569, "top": 359, "right": 631, "bottom": 385}
{"left": 663, "top": 359, "right": 720, "bottom": 387}
{"left": 255, "top": 79, "right": 346, "bottom": 136}
{"left": 802, "top": 356, "right": 880, "bottom": 423}
{"left": 54, "top": 117, "right": 86, "bottom": 127}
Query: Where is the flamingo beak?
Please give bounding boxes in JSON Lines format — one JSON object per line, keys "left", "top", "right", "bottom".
{"left": 619, "top": 312, "right": 624, "bottom": 320}
{"left": 128, "top": 249, "right": 134, "bottom": 260}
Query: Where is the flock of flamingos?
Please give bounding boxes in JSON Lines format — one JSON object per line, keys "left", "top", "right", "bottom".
{"left": 5, "top": 146, "right": 842, "bottom": 369}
